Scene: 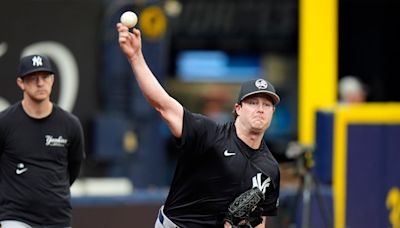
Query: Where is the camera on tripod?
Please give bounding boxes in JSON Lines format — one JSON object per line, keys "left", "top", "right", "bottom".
{"left": 284, "top": 141, "right": 332, "bottom": 228}
{"left": 285, "top": 141, "right": 316, "bottom": 172}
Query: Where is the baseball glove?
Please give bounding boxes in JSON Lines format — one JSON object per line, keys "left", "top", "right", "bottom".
{"left": 224, "top": 187, "right": 265, "bottom": 228}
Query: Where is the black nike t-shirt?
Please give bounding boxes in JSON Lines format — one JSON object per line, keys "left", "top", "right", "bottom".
{"left": 0, "top": 102, "right": 85, "bottom": 227}
{"left": 163, "top": 109, "right": 280, "bottom": 227}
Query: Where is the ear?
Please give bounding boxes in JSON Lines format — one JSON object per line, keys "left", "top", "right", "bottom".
{"left": 49, "top": 74, "right": 55, "bottom": 84}
{"left": 234, "top": 103, "right": 241, "bottom": 116}
{"left": 16, "top": 78, "right": 25, "bottom": 91}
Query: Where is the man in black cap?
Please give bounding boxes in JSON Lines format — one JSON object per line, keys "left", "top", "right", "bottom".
{"left": 0, "top": 54, "right": 85, "bottom": 228}
{"left": 117, "top": 24, "right": 280, "bottom": 228}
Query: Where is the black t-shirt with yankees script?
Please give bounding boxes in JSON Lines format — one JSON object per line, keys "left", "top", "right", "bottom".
{"left": 0, "top": 102, "right": 85, "bottom": 227}
{"left": 163, "top": 109, "right": 280, "bottom": 227}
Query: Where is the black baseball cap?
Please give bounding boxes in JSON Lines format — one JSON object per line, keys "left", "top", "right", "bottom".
{"left": 237, "top": 79, "right": 280, "bottom": 105}
{"left": 17, "top": 54, "right": 54, "bottom": 78}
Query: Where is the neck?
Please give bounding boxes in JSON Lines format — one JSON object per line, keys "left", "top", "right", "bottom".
{"left": 21, "top": 99, "right": 53, "bottom": 119}
{"left": 234, "top": 121, "right": 264, "bottom": 149}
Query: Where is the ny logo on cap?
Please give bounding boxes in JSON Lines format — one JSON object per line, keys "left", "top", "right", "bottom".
{"left": 31, "top": 56, "right": 43, "bottom": 67}
{"left": 255, "top": 79, "right": 268, "bottom": 89}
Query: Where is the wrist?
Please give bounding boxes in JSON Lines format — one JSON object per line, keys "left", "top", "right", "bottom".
{"left": 224, "top": 221, "right": 233, "bottom": 228}
{"left": 129, "top": 51, "right": 143, "bottom": 65}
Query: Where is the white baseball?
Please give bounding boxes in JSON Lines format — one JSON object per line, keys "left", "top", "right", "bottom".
{"left": 120, "top": 11, "right": 138, "bottom": 28}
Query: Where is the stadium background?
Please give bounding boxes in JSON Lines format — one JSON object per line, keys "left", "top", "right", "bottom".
{"left": 1, "top": 0, "right": 399, "bottom": 227}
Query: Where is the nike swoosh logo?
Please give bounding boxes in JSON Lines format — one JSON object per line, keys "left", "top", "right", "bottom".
{"left": 224, "top": 149, "right": 236, "bottom": 157}
{"left": 16, "top": 168, "right": 28, "bottom": 175}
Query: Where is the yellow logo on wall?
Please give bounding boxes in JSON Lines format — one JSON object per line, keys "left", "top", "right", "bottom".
{"left": 386, "top": 187, "right": 400, "bottom": 228}
{"left": 123, "top": 130, "right": 138, "bottom": 153}
{"left": 139, "top": 6, "right": 167, "bottom": 40}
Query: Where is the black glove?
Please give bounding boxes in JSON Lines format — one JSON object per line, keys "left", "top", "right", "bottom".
{"left": 224, "top": 187, "right": 265, "bottom": 228}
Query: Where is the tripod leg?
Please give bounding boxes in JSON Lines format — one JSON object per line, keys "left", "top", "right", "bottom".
{"left": 311, "top": 174, "right": 333, "bottom": 228}
{"left": 301, "top": 173, "right": 313, "bottom": 228}
{"left": 291, "top": 183, "right": 303, "bottom": 226}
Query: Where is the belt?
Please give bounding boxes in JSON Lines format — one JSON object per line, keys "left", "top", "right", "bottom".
{"left": 158, "top": 209, "right": 164, "bottom": 224}
{"left": 158, "top": 207, "right": 179, "bottom": 228}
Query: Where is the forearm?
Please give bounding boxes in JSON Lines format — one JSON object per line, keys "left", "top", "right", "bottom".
{"left": 128, "top": 50, "right": 183, "bottom": 137}
{"left": 128, "top": 51, "right": 171, "bottom": 111}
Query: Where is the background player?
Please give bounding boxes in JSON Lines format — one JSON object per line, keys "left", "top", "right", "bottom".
{"left": 0, "top": 54, "right": 85, "bottom": 228}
